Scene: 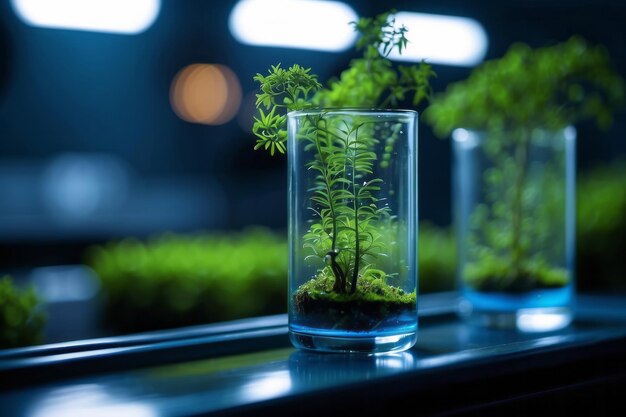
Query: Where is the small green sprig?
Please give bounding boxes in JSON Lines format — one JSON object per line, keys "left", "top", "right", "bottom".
{"left": 315, "top": 10, "right": 435, "bottom": 109}
{"left": 353, "top": 10, "right": 408, "bottom": 55}
{"left": 252, "top": 64, "right": 321, "bottom": 155}
{"left": 252, "top": 11, "right": 436, "bottom": 157}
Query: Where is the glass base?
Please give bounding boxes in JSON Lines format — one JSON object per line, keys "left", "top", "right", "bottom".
{"left": 289, "top": 330, "right": 417, "bottom": 354}
{"left": 459, "top": 304, "right": 573, "bottom": 332}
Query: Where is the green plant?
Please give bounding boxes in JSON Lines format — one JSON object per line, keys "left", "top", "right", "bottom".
{"left": 298, "top": 114, "right": 389, "bottom": 295}
{"left": 0, "top": 276, "right": 46, "bottom": 349}
{"left": 86, "top": 228, "right": 288, "bottom": 333}
{"left": 418, "top": 223, "right": 456, "bottom": 293}
{"left": 424, "top": 37, "right": 624, "bottom": 292}
{"left": 576, "top": 161, "right": 626, "bottom": 290}
{"left": 252, "top": 11, "right": 434, "bottom": 315}
{"left": 252, "top": 11, "right": 434, "bottom": 153}
{"left": 425, "top": 37, "right": 623, "bottom": 136}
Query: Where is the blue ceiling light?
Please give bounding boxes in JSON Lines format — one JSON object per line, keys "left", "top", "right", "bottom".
{"left": 229, "top": 0, "right": 358, "bottom": 52}
{"left": 11, "top": 0, "right": 161, "bottom": 35}
{"left": 387, "top": 12, "right": 488, "bottom": 67}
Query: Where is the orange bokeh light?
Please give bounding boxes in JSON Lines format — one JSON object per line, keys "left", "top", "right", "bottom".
{"left": 170, "top": 63, "right": 242, "bottom": 125}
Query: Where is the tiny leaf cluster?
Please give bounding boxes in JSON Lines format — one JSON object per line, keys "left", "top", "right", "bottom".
{"left": 252, "top": 64, "right": 321, "bottom": 155}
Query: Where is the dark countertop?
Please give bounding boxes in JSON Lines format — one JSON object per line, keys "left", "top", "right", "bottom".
{"left": 1, "top": 293, "right": 626, "bottom": 417}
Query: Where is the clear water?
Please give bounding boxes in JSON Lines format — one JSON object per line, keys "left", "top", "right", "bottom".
{"left": 462, "top": 286, "right": 573, "bottom": 312}
{"left": 289, "top": 309, "right": 418, "bottom": 339}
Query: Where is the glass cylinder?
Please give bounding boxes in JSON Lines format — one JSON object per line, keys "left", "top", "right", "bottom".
{"left": 287, "top": 109, "right": 418, "bottom": 353}
{"left": 453, "top": 127, "right": 576, "bottom": 332}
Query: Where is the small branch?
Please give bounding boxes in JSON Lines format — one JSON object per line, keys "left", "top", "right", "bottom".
{"left": 309, "top": 115, "right": 345, "bottom": 292}
{"left": 510, "top": 129, "right": 530, "bottom": 279}
{"left": 350, "top": 128, "right": 361, "bottom": 295}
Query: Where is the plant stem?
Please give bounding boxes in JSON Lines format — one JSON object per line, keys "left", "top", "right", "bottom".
{"left": 350, "top": 132, "right": 360, "bottom": 294}
{"left": 310, "top": 116, "right": 346, "bottom": 292}
{"left": 510, "top": 129, "right": 530, "bottom": 279}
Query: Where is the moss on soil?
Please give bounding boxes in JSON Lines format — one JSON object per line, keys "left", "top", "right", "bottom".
{"left": 464, "top": 257, "right": 569, "bottom": 293}
{"left": 292, "top": 273, "right": 416, "bottom": 331}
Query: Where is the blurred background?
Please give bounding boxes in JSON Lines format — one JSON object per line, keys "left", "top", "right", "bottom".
{"left": 0, "top": 0, "right": 625, "bottom": 347}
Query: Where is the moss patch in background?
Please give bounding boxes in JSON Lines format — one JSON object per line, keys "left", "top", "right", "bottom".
{"left": 86, "top": 228, "right": 288, "bottom": 334}
{"left": 577, "top": 160, "right": 626, "bottom": 291}
{"left": 0, "top": 276, "right": 46, "bottom": 349}
{"left": 464, "top": 256, "right": 568, "bottom": 293}
{"left": 418, "top": 223, "right": 457, "bottom": 293}
{"left": 87, "top": 224, "right": 456, "bottom": 334}
{"left": 84, "top": 166, "right": 626, "bottom": 337}
{"left": 2, "top": 162, "right": 623, "bottom": 346}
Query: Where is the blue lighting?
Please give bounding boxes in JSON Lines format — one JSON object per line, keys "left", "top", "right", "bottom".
{"left": 229, "top": 0, "right": 358, "bottom": 52}
{"left": 11, "top": 0, "right": 160, "bottom": 35}
{"left": 387, "top": 12, "right": 488, "bottom": 67}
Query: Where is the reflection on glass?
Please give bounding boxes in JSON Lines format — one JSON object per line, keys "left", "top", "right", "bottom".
{"left": 516, "top": 308, "right": 573, "bottom": 333}
{"left": 28, "top": 384, "right": 157, "bottom": 417}
{"left": 288, "top": 350, "right": 415, "bottom": 388}
{"left": 239, "top": 370, "right": 292, "bottom": 402}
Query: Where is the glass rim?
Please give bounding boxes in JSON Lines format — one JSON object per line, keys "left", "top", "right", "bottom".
{"left": 451, "top": 126, "right": 577, "bottom": 143}
{"left": 287, "top": 108, "right": 418, "bottom": 118}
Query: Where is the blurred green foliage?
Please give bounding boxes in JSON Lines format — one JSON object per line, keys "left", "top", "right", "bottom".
{"left": 87, "top": 224, "right": 457, "bottom": 333}
{"left": 577, "top": 161, "right": 626, "bottom": 291}
{"left": 424, "top": 36, "right": 624, "bottom": 137}
{"left": 423, "top": 36, "right": 624, "bottom": 293}
{"left": 0, "top": 276, "right": 46, "bottom": 349}
{"left": 86, "top": 228, "right": 289, "bottom": 334}
{"left": 418, "top": 223, "right": 456, "bottom": 293}
{"left": 86, "top": 159, "right": 626, "bottom": 334}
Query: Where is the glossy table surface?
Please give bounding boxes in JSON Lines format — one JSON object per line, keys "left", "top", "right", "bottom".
{"left": 1, "top": 293, "right": 626, "bottom": 417}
